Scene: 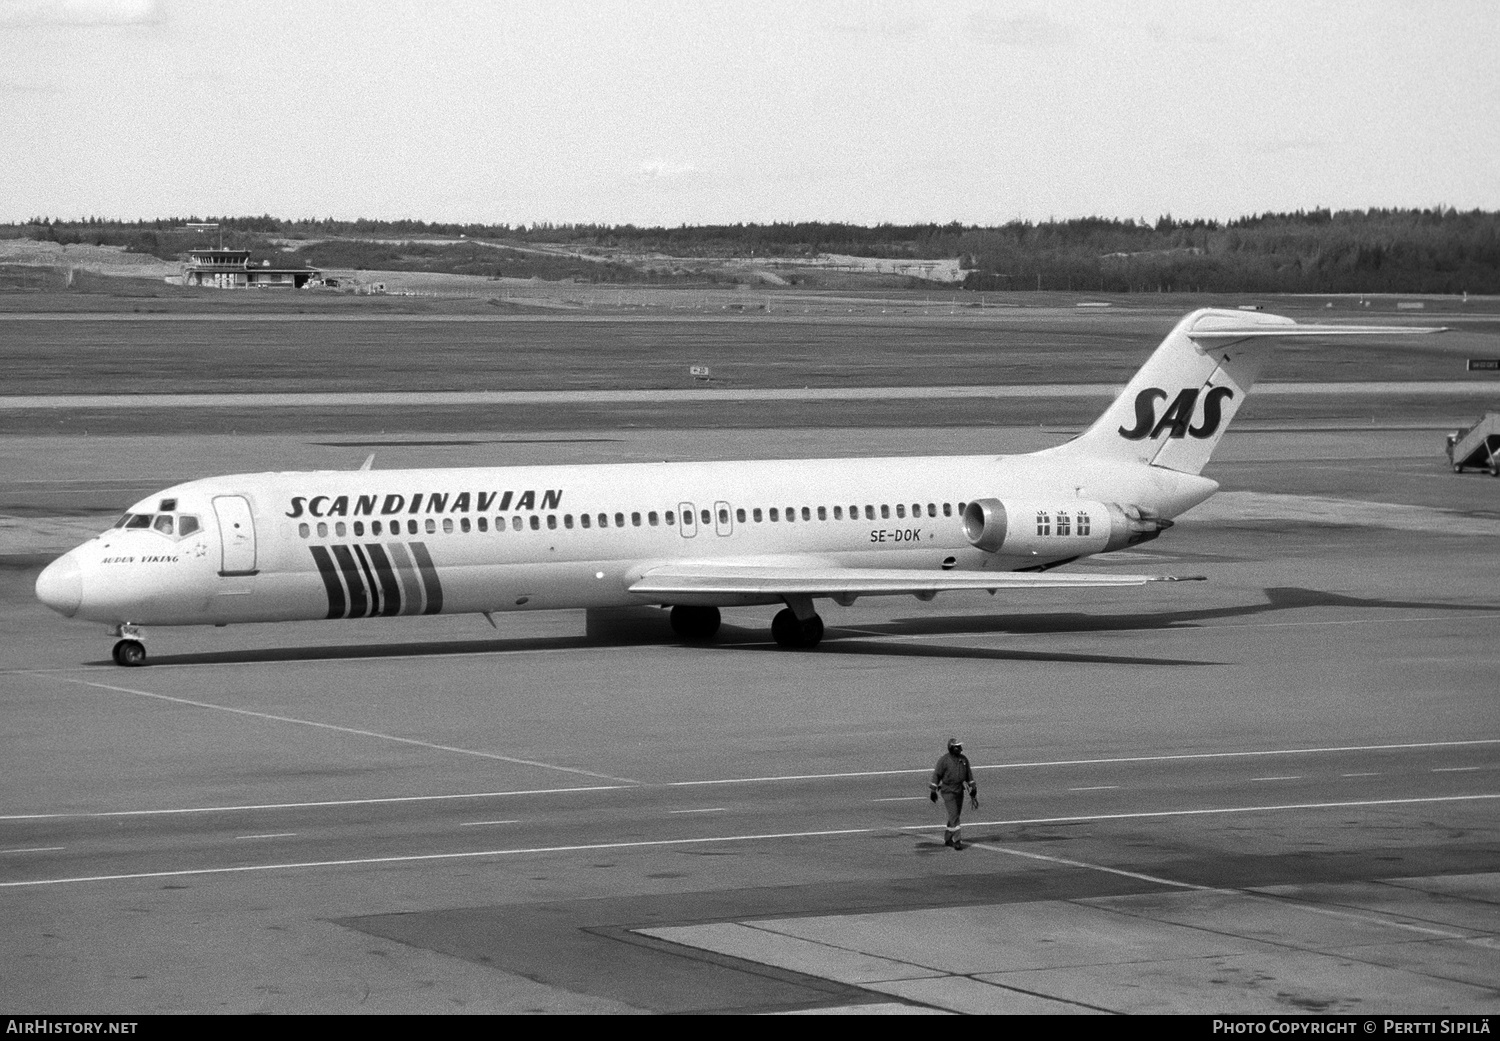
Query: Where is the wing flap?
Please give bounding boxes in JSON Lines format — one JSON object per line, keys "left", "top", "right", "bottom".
{"left": 629, "top": 563, "right": 1202, "bottom": 598}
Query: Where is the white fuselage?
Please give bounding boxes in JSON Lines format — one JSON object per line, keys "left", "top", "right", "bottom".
{"left": 38, "top": 450, "right": 1217, "bottom": 629}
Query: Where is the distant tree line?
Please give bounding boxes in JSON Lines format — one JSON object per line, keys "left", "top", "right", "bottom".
{"left": 10, "top": 208, "right": 1499, "bottom": 293}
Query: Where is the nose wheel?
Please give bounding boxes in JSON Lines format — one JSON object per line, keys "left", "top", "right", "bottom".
{"left": 112, "top": 639, "right": 146, "bottom": 667}
{"left": 109, "top": 623, "right": 147, "bottom": 667}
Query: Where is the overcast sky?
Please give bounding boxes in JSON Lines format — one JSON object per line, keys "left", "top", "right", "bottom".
{"left": 2, "top": 0, "right": 1496, "bottom": 227}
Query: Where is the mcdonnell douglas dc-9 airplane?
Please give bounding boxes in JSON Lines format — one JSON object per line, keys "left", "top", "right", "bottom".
{"left": 36, "top": 308, "right": 1439, "bottom": 666}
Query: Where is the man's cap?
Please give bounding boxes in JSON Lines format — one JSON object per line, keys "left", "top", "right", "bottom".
{"left": 947, "top": 737, "right": 963, "bottom": 750}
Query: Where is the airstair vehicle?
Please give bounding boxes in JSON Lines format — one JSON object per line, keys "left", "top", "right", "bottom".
{"left": 1446, "top": 411, "right": 1500, "bottom": 475}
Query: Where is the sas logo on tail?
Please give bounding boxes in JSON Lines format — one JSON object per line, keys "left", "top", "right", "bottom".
{"left": 1118, "top": 387, "right": 1234, "bottom": 441}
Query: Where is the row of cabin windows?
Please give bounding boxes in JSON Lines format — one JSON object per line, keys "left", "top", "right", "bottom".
{"left": 295, "top": 501, "right": 970, "bottom": 541}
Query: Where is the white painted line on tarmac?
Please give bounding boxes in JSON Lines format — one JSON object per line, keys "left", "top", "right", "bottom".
{"left": 44, "top": 675, "right": 641, "bottom": 785}
{"left": 965, "top": 842, "right": 1475, "bottom": 943}
{"left": 1250, "top": 776, "right": 1303, "bottom": 781}
{"left": 0, "top": 827, "right": 874, "bottom": 888}
{"left": 459, "top": 820, "right": 520, "bottom": 827}
{"left": 1433, "top": 767, "right": 1482, "bottom": 772}
{"left": 0, "top": 847, "right": 64, "bottom": 854}
{"left": 235, "top": 833, "right": 296, "bottom": 840}
{"left": 3, "top": 793, "right": 1495, "bottom": 890}
{"left": 1068, "top": 786, "right": 1120, "bottom": 792}
{"left": 948, "top": 792, "right": 1500, "bottom": 832}
{"left": 0, "top": 785, "right": 628, "bottom": 822}
{"left": 4, "top": 737, "right": 1494, "bottom": 823}
{"left": 669, "top": 808, "right": 727, "bottom": 815}
{"left": 671, "top": 737, "right": 1500, "bottom": 786}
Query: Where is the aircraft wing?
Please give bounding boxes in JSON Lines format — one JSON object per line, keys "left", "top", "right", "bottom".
{"left": 628, "top": 562, "right": 1203, "bottom": 599}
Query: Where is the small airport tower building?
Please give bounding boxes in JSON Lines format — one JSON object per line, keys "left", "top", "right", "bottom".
{"left": 182, "top": 248, "right": 318, "bottom": 289}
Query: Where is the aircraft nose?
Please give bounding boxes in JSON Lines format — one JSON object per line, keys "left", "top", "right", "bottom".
{"left": 35, "top": 554, "right": 83, "bottom": 618}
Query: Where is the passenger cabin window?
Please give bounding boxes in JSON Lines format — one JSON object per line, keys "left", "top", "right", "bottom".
{"left": 736, "top": 508, "right": 746, "bottom": 523}
{"left": 530, "top": 516, "right": 540, "bottom": 531}
{"left": 700, "top": 509, "right": 710, "bottom": 525}
{"left": 881, "top": 505, "right": 890, "bottom": 519}
{"left": 664, "top": 511, "right": 674, "bottom": 525}
{"left": 833, "top": 506, "right": 843, "bottom": 520}
{"left": 895, "top": 504, "right": 905, "bottom": 519}
{"left": 614, "top": 512, "right": 625, "bottom": 528}
{"left": 317, "top": 522, "right": 328, "bottom": 538}
{"left": 495, "top": 517, "right": 506, "bottom": 532}
{"left": 631, "top": 512, "right": 642, "bottom": 527}
{"left": 648, "top": 512, "right": 658, "bottom": 527}
{"left": 865, "top": 505, "right": 875, "bottom": 520}
{"left": 943, "top": 503, "right": 952, "bottom": 517}
{"left": 753, "top": 508, "right": 763, "bottom": 522}
{"left": 769, "top": 508, "right": 779, "bottom": 522}
{"left": 719, "top": 507, "right": 729, "bottom": 524}
{"left": 563, "top": 515, "right": 574, "bottom": 529}
{"left": 817, "top": 506, "right": 826, "bottom": 520}
{"left": 299, "top": 522, "right": 310, "bottom": 538}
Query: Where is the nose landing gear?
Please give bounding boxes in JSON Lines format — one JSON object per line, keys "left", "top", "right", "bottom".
{"left": 110, "top": 624, "right": 147, "bottom": 667}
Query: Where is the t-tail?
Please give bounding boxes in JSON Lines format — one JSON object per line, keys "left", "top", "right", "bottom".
{"left": 1051, "top": 308, "right": 1446, "bottom": 476}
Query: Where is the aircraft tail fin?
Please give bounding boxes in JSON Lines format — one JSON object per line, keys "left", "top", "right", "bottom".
{"left": 1049, "top": 308, "right": 1445, "bottom": 476}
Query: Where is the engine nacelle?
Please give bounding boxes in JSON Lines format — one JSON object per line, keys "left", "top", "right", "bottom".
{"left": 962, "top": 498, "right": 1171, "bottom": 557}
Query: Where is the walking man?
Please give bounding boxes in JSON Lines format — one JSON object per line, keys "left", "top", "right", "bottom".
{"left": 930, "top": 737, "right": 978, "bottom": 850}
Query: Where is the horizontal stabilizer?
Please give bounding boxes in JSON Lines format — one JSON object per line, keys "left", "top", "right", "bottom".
{"left": 630, "top": 562, "right": 1202, "bottom": 600}
{"left": 1187, "top": 323, "right": 1447, "bottom": 345}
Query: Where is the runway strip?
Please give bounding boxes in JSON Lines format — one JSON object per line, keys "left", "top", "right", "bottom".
{"left": 0, "top": 381, "right": 1488, "bottom": 410}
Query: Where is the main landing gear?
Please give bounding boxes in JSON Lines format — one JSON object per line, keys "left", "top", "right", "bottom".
{"left": 110, "top": 623, "right": 146, "bottom": 667}
{"left": 669, "top": 605, "right": 721, "bottom": 642}
{"left": 771, "top": 600, "right": 824, "bottom": 650}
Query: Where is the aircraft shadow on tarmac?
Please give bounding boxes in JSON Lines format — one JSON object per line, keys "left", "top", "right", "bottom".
{"left": 92, "top": 586, "right": 1494, "bottom": 669}
{"left": 844, "top": 585, "right": 1499, "bottom": 640}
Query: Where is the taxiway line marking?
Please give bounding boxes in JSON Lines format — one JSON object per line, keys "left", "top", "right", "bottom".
{"left": 0, "top": 785, "right": 628, "bottom": 822}
{"left": 46, "top": 676, "right": 641, "bottom": 786}
{"left": 235, "top": 834, "right": 296, "bottom": 840}
{"left": 1068, "top": 786, "right": 1120, "bottom": 792}
{"left": 1433, "top": 767, "right": 1482, "bottom": 772}
{"left": 670, "top": 737, "right": 1500, "bottom": 786}
{"left": 1, "top": 793, "right": 1495, "bottom": 890}
{"left": 669, "top": 808, "right": 727, "bottom": 815}
{"left": 459, "top": 820, "right": 520, "bottom": 828}
{"left": 965, "top": 843, "right": 1475, "bottom": 943}
{"left": 3, "top": 738, "right": 1494, "bottom": 822}
{"left": 0, "top": 847, "right": 64, "bottom": 855}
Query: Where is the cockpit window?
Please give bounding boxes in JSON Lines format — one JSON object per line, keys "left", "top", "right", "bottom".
{"left": 112, "top": 513, "right": 131, "bottom": 528}
{"left": 178, "top": 515, "right": 200, "bottom": 536}
{"left": 124, "top": 514, "right": 153, "bottom": 529}
{"left": 153, "top": 515, "right": 175, "bottom": 535}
